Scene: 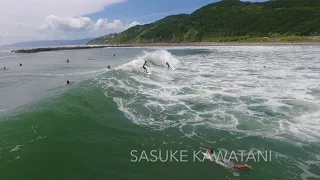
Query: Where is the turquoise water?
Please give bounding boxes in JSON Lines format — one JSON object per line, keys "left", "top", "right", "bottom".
{"left": 0, "top": 46, "right": 320, "bottom": 180}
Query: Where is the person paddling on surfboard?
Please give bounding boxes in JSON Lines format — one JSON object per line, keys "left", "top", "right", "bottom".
{"left": 200, "top": 147, "right": 252, "bottom": 169}
{"left": 143, "top": 61, "right": 149, "bottom": 73}
{"left": 166, "top": 62, "right": 172, "bottom": 70}
{"left": 66, "top": 80, "right": 75, "bottom": 86}
{"left": 201, "top": 147, "right": 214, "bottom": 154}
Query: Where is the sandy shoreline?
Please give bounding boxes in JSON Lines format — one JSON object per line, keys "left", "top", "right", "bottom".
{"left": 116, "top": 42, "right": 320, "bottom": 47}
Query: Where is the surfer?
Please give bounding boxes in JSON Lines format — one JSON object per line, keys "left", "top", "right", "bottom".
{"left": 66, "top": 81, "right": 75, "bottom": 86}
{"left": 3, "top": 67, "right": 6, "bottom": 70}
{"left": 113, "top": 54, "right": 115, "bottom": 57}
{"left": 108, "top": 65, "right": 111, "bottom": 69}
{"left": 200, "top": 147, "right": 252, "bottom": 169}
{"left": 143, "top": 61, "right": 149, "bottom": 73}
{"left": 166, "top": 62, "right": 172, "bottom": 70}
{"left": 200, "top": 147, "right": 214, "bottom": 154}
{"left": 67, "top": 59, "right": 69, "bottom": 63}
{"left": 19, "top": 63, "right": 22, "bottom": 66}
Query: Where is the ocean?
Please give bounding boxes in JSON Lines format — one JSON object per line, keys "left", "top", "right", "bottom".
{"left": 0, "top": 45, "right": 319, "bottom": 180}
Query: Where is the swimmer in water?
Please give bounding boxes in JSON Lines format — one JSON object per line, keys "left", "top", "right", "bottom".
{"left": 3, "top": 67, "right": 6, "bottom": 70}
{"left": 66, "top": 81, "right": 75, "bottom": 86}
{"left": 166, "top": 62, "right": 172, "bottom": 70}
{"left": 200, "top": 147, "right": 214, "bottom": 155}
{"left": 108, "top": 65, "right": 111, "bottom": 69}
{"left": 143, "top": 61, "right": 148, "bottom": 73}
{"left": 19, "top": 63, "right": 22, "bottom": 66}
{"left": 200, "top": 147, "right": 252, "bottom": 169}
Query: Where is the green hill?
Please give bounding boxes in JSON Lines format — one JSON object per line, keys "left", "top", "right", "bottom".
{"left": 89, "top": 0, "right": 320, "bottom": 44}
{"left": 87, "top": 33, "right": 118, "bottom": 45}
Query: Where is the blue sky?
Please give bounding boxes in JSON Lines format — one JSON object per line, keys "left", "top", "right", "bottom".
{"left": 88, "top": 0, "right": 215, "bottom": 23}
{"left": 0, "top": 0, "right": 267, "bottom": 44}
{"left": 88, "top": 0, "right": 266, "bottom": 24}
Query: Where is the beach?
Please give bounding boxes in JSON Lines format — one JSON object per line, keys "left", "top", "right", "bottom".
{"left": 127, "top": 41, "right": 320, "bottom": 46}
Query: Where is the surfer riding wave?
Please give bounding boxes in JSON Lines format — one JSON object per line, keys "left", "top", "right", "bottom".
{"left": 143, "top": 61, "right": 149, "bottom": 73}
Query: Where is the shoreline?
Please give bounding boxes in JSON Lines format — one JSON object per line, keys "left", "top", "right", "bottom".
{"left": 110, "top": 41, "right": 320, "bottom": 47}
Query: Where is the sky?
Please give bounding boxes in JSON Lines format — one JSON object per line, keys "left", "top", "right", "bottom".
{"left": 0, "top": 0, "right": 266, "bottom": 45}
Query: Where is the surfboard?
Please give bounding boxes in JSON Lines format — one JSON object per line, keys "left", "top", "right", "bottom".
{"left": 202, "top": 152, "right": 234, "bottom": 168}
{"left": 203, "top": 152, "right": 214, "bottom": 161}
{"left": 201, "top": 152, "right": 242, "bottom": 176}
{"left": 146, "top": 72, "right": 152, "bottom": 75}
{"left": 171, "top": 68, "right": 175, "bottom": 70}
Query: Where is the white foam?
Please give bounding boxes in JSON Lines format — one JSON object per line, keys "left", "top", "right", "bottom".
{"left": 118, "top": 50, "right": 179, "bottom": 73}
{"left": 98, "top": 46, "right": 320, "bottom": 144}
{"left": 297, "top": 161, "right": 320, "bottom": 180}
{"left": 10, "top": 145, "right": 21, "bottom": 153}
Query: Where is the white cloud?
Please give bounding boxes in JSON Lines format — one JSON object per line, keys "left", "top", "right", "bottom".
{"left": 0, "top": 0, "right": 131, "bottom": 45}
{"left": 40, "top": 16, "right": 93, "bottom": 31}
{"left": 0, "top": 31, "right": 9, "bottom": 37}
{"left": 124, "top": 21, "right": 140, "bottom": 29}
{"left": 39, "top": 15, "right": 140, "bottom": 34}
{"left": 91, "top": 19, "right": 140, "bottom": 32}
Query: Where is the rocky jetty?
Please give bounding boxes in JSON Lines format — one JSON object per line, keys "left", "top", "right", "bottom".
{"left": 11, "top": 45, "right": 133, "bottom": 53}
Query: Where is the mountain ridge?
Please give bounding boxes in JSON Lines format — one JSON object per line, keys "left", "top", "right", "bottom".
{"left": 88, "top": 0, "right": 320, "bottom": 44}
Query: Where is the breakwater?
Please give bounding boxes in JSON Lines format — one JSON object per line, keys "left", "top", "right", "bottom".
{"left": 11, "top": 45, "right": 133, "bottom": 53}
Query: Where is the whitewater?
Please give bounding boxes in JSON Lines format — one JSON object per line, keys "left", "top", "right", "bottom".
{"left": 99, "top": 46, "right": 320, "bottom": 144}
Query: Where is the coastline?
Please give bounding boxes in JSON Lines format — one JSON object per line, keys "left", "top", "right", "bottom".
{"left": 115, "top": 41, "right": 320, "bottom": 47}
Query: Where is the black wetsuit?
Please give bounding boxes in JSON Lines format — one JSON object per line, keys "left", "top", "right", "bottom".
{"left": 143, "top": 61, "right": 148, "bottom": 73}
{"left": 166, "top": 62, "right": 172, "bottom": 69}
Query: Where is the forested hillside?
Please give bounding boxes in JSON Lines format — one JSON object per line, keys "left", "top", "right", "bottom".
{"left": 89, "top": 0, "right": 320, "bottom": 44}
